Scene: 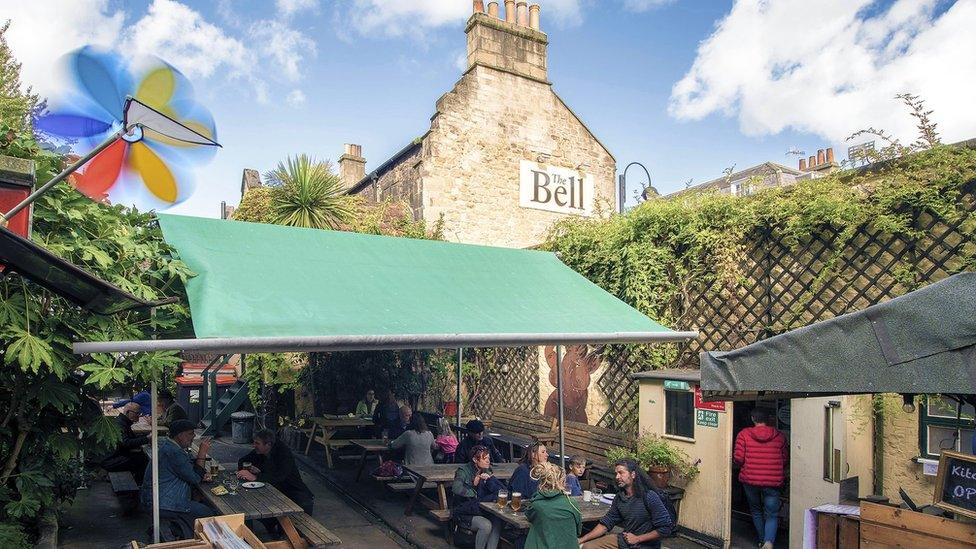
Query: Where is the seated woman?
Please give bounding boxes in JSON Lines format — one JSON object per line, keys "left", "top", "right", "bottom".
{"left": 452, "top": 445, "right": 504, "bottom": 549}
{"left": 525, "top": 462, "right": 582, "bottom": 549}
{"left": 508, "top": 442, "right": 549, "bottom": 499}
{"left": 355, "top": 388, "right": 378, "bottom": 418}
{"left": 389, "top": 414, "right": 437, "bottom": 466}
{"left": 565, "top": 455, "right": 587, "bottom": 496}
{"left": 434, "top": 417, "right": 459, "bottom": 463}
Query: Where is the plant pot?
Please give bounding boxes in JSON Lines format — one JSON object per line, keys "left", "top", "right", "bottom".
{"left": 647, "top": 466, "right": 671, "bottom": 489}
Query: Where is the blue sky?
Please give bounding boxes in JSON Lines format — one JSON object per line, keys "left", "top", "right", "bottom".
{"left": 4, "top": 0, "right": 975, "bottom": 216}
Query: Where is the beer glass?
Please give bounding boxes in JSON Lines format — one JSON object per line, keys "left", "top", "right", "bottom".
{"left": 210, "top": 461, "right": 220, "bottom": 477}
{"left": 511, "top": 492, "right": 522, "bottom": 512}
{"left": 496, "top": 491, "right": 508, "bottom": 508}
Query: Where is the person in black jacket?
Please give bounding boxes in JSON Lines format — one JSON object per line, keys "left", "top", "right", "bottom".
{"left": 454, "top": 420, "right": 504, "bottom": 464}
{"left": 101, "top": 402, "right": 151, "bottom": 483}
{"left": 237, "top": 429, "right": 314, "bottom": 514}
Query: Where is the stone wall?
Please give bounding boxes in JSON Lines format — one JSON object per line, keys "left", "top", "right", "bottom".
{"left": 370, "top": 145, "right": 424, "bottom": 220}
{"left": 880, "top": 395, "right": 936, "bottom": 504}
{"left": 420, "top": 64, "right": 616, "bottom": 247}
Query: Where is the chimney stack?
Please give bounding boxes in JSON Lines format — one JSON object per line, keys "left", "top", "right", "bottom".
{"left": 826, "top": 147, "right": 835, "bottom": 164}
{"left": 473, "top": 0, "right": 484, "bottom": 13}
{"left": 816, "top": 149, "right": 825, "bottom": 166}
{"left": 529, "top": 4, "right": 540, "bottom": 30}
{"left": 505, "top": 0, "right": 516, "bottom": 22}
{"left": 240, "top": 168, "right": 262, "bottom": 197}
{"left": 516, "top": 2, "right": 528, "bottom": 26}
{"left": 798, "top": 158, "right": 807, "bottom": 171}
{"left": 487, "top": 1, "right": 499, "bottom": 18}
{"left": 339, "top": 143, "right": 366, "bottom": 188}
{"left": 808, "top": 155, "right": 816, "bottom": 169}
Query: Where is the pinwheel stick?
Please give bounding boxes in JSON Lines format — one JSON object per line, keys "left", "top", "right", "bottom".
{"left": 0, "top": 127, "right": 127, "bottom": 227}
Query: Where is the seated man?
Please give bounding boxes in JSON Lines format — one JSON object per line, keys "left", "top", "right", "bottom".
{"left": 157, "top": 390, "right": 188, "bottom": 427}
{"left": 140, "top": 419, "right": 215, "bottom": 522}
{"left": 578, "top": 459, "right": 674, "bottom": 549}
{"left": 388, "top": 405, "right": 412, "bottom": 441}
{"left": 101, "top": 402, "right": 151, "bottom": 483}
{"left": 237, "top": 429, "right": 314, "bottom": 514}
{"left": 454, "top": 419, "right": 504, "bottom": 464}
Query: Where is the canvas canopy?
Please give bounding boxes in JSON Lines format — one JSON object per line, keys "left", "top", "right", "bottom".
{"left": 700, "top": 272, "right": 976, "bottom": 401}
{"left": 74, "top": 214, "right": 695, "bottom": 354}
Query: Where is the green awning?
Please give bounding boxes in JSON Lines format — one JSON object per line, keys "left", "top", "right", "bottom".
{"left": 74, "top": 214, "right": 695, "bottom": 354}
{"left": 701, "top": 273, "right": 976, "bottom": 400}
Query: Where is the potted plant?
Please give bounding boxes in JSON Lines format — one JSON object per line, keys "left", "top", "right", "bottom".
{"left": 605, "top": 434, "right": 699, "bottom": 489}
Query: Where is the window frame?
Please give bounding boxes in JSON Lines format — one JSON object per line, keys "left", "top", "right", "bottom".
{"left": 663, "top": 383, "right": 696, "bottom": 442}
{"left": 919, "top": 396, "right": 976, "bottom": 459}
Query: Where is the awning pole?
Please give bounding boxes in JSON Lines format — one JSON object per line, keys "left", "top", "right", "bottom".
{"left": 151, "top": 380, "right": 160, "bottom": 543}
{"left": 556, "top": 345, "right": 565, "bottom": 469}
{"left": 456, "top": 348, "right": 462, "bottom": 428}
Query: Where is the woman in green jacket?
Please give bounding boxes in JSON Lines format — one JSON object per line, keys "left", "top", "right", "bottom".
{"left": 525, "top": 462, "right": 582, "bottom": 549}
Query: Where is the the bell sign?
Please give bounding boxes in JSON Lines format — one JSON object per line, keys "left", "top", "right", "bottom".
{"left": 519, "top": 160, "right": 594, "bottom": 217}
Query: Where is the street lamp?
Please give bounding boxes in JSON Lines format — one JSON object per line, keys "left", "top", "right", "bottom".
{"left": 618, "top": 162, "right": 655, "bottom": 213}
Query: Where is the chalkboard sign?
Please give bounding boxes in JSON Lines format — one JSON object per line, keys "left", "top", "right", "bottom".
{"left": 934, "top": 450, "right": 976, "bottom": 519}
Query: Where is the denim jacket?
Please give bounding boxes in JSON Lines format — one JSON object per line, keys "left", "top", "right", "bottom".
{"left": 141, "top": 438, "right": 203, "bottom": 512}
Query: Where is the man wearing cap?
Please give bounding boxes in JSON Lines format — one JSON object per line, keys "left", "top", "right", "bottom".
{"left": 454, "top": 420, "right": 504, "bottom": 464}
{"left": 141, "top": 419, "right": 215, "bottom": 521}
{"left": 101, "top": 402, "right": 151, "bottom": 483}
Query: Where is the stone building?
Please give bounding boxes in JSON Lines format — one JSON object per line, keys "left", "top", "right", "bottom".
{"left": 338, "top": 1, "right": 617, "bottom": 248}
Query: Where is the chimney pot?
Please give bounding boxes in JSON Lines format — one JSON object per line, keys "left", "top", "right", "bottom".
{"left": 517, "top": 1, "right": 528, "bottom": 26}
{"left": 339, "top": 143, "right": 366, "bottom": 188}
{"left": 505, "top": 0, "right": 516, "bottom": 22}
{"left": 826, "top": 147, "right": 835, "bottom": 164}
{"left": 529, "top": 4, "right": 540, "bottom": 30}
{"left": 817, "top": 149, "right": 825, "bottom": 166}
{"left": 487, "top": 1, "right": 499, "bottom": 18}
{"left": 473, "top": 0, "right": 485, "bottom": 13}
{"left": 808, "top": 155, "right": 816, "bottom": 168}
{"left": 344, "top": 143, "right": 362, "bottom": 157}
{"left": 799, "top": 158, "right": 807, "bottom": 171}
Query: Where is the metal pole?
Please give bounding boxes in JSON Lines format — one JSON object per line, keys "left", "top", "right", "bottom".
{"left": 0, "top": 129, "right": 124, "bottom": 225}
{"left": 555, "top": 345, "right": 566, "bottom": 469}
{"left": 456, "top": 348, "right": 462, "bottom": 428}
{"left": 151, "top": 380, "right": 160, "bottom": 543}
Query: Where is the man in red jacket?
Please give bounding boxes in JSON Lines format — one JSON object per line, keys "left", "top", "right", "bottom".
{"left": 734, "top": 408, "right": 788, "bottom": 549}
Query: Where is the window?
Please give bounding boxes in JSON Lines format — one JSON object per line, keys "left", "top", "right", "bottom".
{"left": 664, "top": 385, "right": 695, "bottom": 439}
{"left": 920, "top": 396, "right": 975, "bottom": 459}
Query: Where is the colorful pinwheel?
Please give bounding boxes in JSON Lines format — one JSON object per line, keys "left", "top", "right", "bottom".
{"left": 34, "top": 47, "right": 220, "bottom": 209}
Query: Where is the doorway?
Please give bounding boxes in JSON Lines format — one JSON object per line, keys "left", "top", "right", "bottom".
{"left": 730, "top": 399, "right": 791, "bottom": 547}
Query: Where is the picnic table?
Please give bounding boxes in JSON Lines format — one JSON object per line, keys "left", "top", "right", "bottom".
{"left": 479, "top": 495, "right": 612, "bottom": 529}
{"left": 488, "top": 432, "right": 530, "bottom": 461}
{"left": 304, "top": 416, "right": 374, "bottom": 468}
{"left": 401, "top": 462, "right": 519, "bottom": 516}
{"left": 351, "top": 439, "right": 389, "bottom": 481}
{"left": 198, "top": 465, "right": 309, "bottom": 547}
{"left": 132, "top": 423, "right": 168, "bottom": 435}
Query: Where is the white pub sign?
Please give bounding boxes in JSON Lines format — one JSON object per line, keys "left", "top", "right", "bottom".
{"left": 519, "top": 160, "right": 594, "bottom": 217}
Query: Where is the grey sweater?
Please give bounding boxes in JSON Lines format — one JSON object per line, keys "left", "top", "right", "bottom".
{"left": 389, "top": 429, "right": 436, "bottom": 465}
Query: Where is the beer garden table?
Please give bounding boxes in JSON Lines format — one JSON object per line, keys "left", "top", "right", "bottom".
{"left": 401, "top": 462, "right": 519, "bottom": 516}
{"left": 479, "top": 495, "right": 612, "bottom": 529}
{"left": 304, "top": 416, "right": 374, "bottom": 468}
{"left": 351, "top": 439, "right": 389, "bottom": 481}
{"left": 198, "top": 465, "right": 307, "bottom": 547}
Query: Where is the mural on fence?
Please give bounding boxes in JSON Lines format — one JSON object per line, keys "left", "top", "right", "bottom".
{"left": 543, "top": 345, "right": 601, "bottom": 424}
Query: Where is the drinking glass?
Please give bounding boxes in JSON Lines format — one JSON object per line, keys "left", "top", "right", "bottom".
{"left": 496, "top": 491, "right": 508, "bottom": 508}
{"left": 591, "top": 488, "right": 602, "bottom": 505}
{"left": 226, "top": 479, "right": 238, "bottom": 496}
{"left": 511, "top": 492, "right": 522, "bottom": 512}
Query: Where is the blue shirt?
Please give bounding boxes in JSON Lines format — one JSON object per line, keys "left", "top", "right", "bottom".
{"left": 598, "top": 489, "right": 674, "bottom": 549}
{"left": 508, "top": 463, "right": 540, "bottom": 499}
{"left": 141, "top": 438, "right": 203, "bottom": 513}
{"left": 566, "top": 473, "right": 583, "bottom": 496}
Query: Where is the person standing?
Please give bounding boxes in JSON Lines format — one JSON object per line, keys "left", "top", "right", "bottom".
{"left": 509, "top": 442, "right": 549, "bottom": 499}
{"left": 389, "top": 414, "right": 437, "bottom": 466}
{"left": 525, "top": 462, "right": 582, "bottom": 549}
{"left": 578, "top": 459, "right": 674, "bottom": 549}
{"left": 734, "top": 408, "right": 788, "bottom": 549}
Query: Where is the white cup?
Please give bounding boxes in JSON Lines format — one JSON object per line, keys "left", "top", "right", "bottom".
{"left": 583, "top": 490, "right": 592, "bottom": 502}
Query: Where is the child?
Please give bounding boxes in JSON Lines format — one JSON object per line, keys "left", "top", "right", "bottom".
{"left": 565, "top": 455, "right": 586, "bottom": 496}
{"left": 434, "top": 417, "right": 459, "bottom": 463}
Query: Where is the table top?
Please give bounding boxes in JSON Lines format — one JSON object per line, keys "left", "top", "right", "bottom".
{"left": 489, "top": 432, "right": 530, "bottom": 447}
{"left": 132, "top": 423, "right": 168, "bottom": 434}
{"left": 350, "top": 439, "right": 388, "bottom": 451}
{"left": 402, "top": 462, "right": 520, "bottom": 483}
{"left": 197, "top": 466, "right": 303, "bottom": 520}
{"left": 479, "top": 495, "right": 611, "bottom": 529}
{"left": 312, "top": 416, "right": 374, "bottom": 428}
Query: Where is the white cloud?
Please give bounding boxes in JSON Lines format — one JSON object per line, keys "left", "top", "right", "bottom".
{"left": 286, "top": 89, "right": 306, "bottom": 106}
{"left": 454, "top": 49, "right": 468, "bottom": 71}
{"left": 1, "top": 0, "right": 124, "bottom": 98}
{"left": 250, "top": 20, "right": 317, "bottom": 82}
{"left": 622, "top": 0, "right": 675, "bottom": 12}
{"left": 669, "top": 0, "right": 976, "bottom": 145}
{"left": 277, "top": 0, "right": 319, "bottom": 17}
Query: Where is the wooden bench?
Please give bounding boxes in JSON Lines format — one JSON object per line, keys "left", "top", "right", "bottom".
{"left": 288, "top": 512, "right": 341, "bottom": 547}
{"left": 556, "top": 420, "right": 634, "bottom": 486}
{"left": 485, "top": 408, "right": 558, "bottom": 459}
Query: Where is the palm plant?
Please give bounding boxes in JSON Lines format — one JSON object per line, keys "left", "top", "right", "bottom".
{"left": 266, "top": 154, "right": 356, "bottom": 230}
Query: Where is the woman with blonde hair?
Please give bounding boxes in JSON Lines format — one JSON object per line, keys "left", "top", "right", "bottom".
{"left": 524, "top": 462, "right": 582, "bottom": 548}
